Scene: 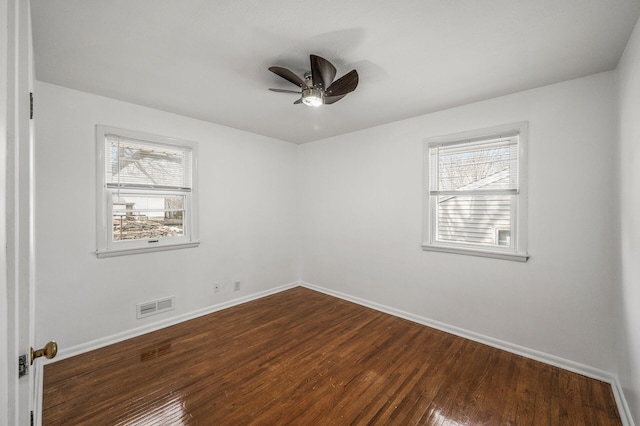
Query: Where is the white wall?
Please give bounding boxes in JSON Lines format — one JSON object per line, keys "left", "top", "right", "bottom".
{"left": 34, "top": 82, "right": 299, "bottom": 351}
{"left": 617, "top": 15, "right": 640, "bottom": 424}
{"left": 299, "top": 72, "right": 619, "bottom": 373}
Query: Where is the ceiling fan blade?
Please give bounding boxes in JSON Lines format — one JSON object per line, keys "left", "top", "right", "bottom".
{"left": 268, "top": 66, "right": 305, "bottom": 87}
{"left": 269, "top": 88, "right": 302, "bottom": 94}
{"left": 310, "top": 55, "right": 336, "bottom": 90}
{"left": 325, "top": 70, "right": 359, "bottom": 97}
{"left": 293, "top": 98, "right": 303, "bottom": 104}
{"left": 323, "top": 95, "right": 346, "bottom": 105}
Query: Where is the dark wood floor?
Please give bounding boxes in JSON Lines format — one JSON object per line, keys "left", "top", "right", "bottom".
{"left": 43, "top": 287, "right": 621, "bottom": 425}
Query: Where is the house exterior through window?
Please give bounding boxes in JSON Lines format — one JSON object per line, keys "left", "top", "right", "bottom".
{"left": 96, "top": 125, "right": 199, "bottom": 257}
{"left": 423, "top": 122, "right": 528, "bottom": 262}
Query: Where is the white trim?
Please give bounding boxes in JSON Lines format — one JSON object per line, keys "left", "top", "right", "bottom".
{"left": 96, "top": 241, "right": 200, "bottom": 258}
{"left": 421, "top": 243, "right": 529, "bottom": 262}
{"left": 43, "top": 281, "right": 299, "bottom": 362}
{"left": 33, "top": 364, "right": 43, "bottom": 426}
{"left": 300, "top": 281, "right": 633, "bottom": 426}
{"left": 428, "top": 131, "right": 520, "bottom": 148}
{"left": 0, "top": 3, "right": 10, "bottom": 425}
{"left": 611, "top": 375, "right": 636, "bottom": 426}
{"left": 425, "top": 122, "right": 526, "bottom": 146}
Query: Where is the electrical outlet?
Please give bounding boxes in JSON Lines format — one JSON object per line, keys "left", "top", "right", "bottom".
{"left": 234, "top": 281, "right": 240, "bottom": 291}
{"left": 214, "top": 282, "right": 220, "bottom": 293}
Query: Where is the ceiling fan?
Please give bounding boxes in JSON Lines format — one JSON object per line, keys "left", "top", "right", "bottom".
{"left": 268, "top": 55, "right": 359, "bottom": 107}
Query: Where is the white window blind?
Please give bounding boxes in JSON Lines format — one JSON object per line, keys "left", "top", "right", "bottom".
{"left": 105, "top": 135, "right": 193, "bottom": 191}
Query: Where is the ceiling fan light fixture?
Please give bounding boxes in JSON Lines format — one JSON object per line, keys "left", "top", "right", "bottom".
{"left": 301, "top": 87, "right": 323, "bottom": 107}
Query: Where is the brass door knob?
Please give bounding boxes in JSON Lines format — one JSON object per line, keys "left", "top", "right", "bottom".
{"left": 31, "top": 341, "right": 58, "bottom": 364}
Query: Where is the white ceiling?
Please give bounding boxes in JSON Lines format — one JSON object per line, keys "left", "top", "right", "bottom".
{"left": 31, "top": 0, "right": 640, "bottom": 144}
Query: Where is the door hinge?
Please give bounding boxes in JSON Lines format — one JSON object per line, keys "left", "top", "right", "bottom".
{"left": 30, "top": 92, "right": 33, "bottom": 119}
{"left": 18, "top": 354, "right": 28, "bottom": 378}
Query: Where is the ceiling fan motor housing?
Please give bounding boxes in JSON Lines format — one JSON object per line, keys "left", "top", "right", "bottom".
{"left": 303, "top": 71, "right": 313, "bottom": 85}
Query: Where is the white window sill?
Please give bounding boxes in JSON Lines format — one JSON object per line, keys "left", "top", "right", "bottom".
{"left": 422, "top": 244, "right": 529, "bottom": 262}
{"left": 96, "top": 241, "right": 200, "bottom": 258}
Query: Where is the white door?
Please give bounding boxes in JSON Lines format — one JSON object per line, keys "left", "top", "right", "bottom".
{"left": 2, "top": 0, "right": 38, "bottom": 424}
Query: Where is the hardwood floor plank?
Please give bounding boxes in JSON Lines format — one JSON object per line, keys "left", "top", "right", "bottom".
{"left": 43, "top": 287, "right": 622, "bottom": 425}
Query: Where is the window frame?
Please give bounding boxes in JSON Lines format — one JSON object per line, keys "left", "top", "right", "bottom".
{"left": 96, "top": 125, "right": 200, "bottom": 258}
{"left": 422, "top": 122, "right": 529, "bottom": 262}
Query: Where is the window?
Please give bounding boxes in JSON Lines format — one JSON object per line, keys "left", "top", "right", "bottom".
{"left": 423, "top": 122, "right": 528, "bottom": 262}
{"left": 96, "top": 126, "right": 199, "bottom": 257}
{"left": 496, "top": 229, "right": 511, "bottom": 246}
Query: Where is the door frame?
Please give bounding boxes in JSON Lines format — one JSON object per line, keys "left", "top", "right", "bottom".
{"left": 2, "top": 0, "right": 36, "bottom": 424}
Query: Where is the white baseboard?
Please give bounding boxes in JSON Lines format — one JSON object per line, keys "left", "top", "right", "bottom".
{"left": 301, "top": 282, "right": 635, "bottom": 426}
{"left": 49, "top": 281, "right": 300, "bottom": 363}
{"left": 611, "top": 375, "right": 635, "bottom": 426}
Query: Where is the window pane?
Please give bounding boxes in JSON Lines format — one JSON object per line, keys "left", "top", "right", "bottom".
{"left": 436, "top": 195, "right": 511, "bottom": 247}
{"left": 112, "top": 194, "right": 185, "bottom": 241}
{"left": 497, "top": 230, "right": 511, "bottom": 246}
